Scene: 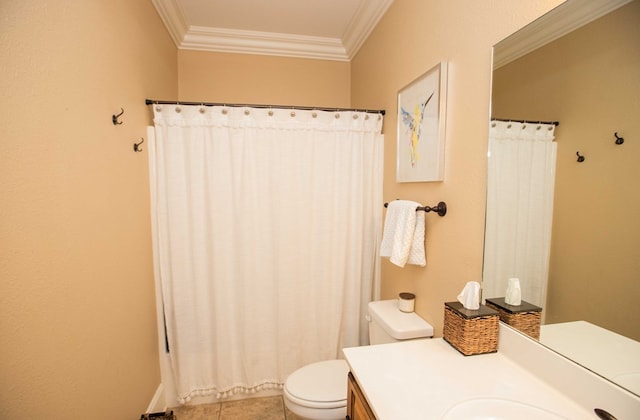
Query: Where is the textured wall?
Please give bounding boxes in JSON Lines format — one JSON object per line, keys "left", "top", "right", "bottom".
{"left": 178, "top": 50, "right": 351, "bottom": 108}
{"left": 0, "top": 1, "right": 177, "bottom": 417}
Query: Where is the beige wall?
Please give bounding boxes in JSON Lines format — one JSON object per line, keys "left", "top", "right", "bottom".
{"left": 0, "top": 1, "right": 177, "bottom": 418}
{"left": 178, "top": 50, "right": 351, "bottom": 107}
{"left": 351, "top": 0, "right": 564, "bottom": 335}
{"left": 492, "top": 1, "right": 640, "bottom": 341}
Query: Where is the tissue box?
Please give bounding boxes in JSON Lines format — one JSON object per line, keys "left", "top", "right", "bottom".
{"left": 485, "top": 297, "right": 542, "bottom": 339}
{"left": 443, "top": 302, "right": 499, "bottom": 356}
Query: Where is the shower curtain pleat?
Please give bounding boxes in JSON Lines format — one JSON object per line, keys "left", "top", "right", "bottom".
{"left": 148, "top": 105, "right": 383, "bottom": 403}
{"left": 483, "top": 121, "right": 557, "bottom": 308}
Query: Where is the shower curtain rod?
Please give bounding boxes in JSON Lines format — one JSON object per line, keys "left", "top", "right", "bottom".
{"left": 491, "top": 118, "right": 559, "bottom": 126}
{"left": 145, "top": 99, "right": 385, "bottom": 115}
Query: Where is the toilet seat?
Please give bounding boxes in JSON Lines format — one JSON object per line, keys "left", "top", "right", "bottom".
{"left": 284, "top": 359, "right": 349, "bottom": 409}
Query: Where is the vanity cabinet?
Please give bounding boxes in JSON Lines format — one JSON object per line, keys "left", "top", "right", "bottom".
{"left": 347, "top": 372, "right": 376, "bottom": 420}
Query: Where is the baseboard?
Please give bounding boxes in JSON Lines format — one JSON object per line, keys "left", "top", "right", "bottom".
{"left": 146, "top": 383, "right": 166, "bottom": 413}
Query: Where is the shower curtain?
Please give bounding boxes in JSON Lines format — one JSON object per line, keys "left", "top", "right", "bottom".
{"left": 148, "top": 104, "right": 383, "bottom": 403}
{"left": 482, "top": 121, "right": 557, "bottom": 308}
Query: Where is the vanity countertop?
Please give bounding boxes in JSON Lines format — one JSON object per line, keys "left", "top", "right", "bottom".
{"left": 343, "top": 337, "right": 593, "bottom": 419}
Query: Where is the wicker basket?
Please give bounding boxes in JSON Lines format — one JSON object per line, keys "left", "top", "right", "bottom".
{"left": 485, "top": 298, "right": 542, "bottom": 339}
{"left": 443, "top": 302, "right": 499, "bottom": 356}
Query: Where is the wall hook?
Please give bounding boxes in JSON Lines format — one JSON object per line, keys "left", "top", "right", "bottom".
{"left": 133, "top": 138, "right": 144, "bottom": 152}
{"left": 576, "top": 151, "right": 585, "bottom": 162}
{"left": 112, "top": 108, "right": 124, "bottom": 125}
{"left": 614, "top": 132, "right": 624, "bottom": 145}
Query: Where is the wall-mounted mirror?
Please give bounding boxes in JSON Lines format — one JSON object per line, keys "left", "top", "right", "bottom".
{"left": 484, "top": 0, "right": 640, "bottom": 396}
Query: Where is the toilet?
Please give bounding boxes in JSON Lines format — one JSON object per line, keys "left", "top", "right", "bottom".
{"left": 283, "top": 299, "right": 434, "bottom": 420}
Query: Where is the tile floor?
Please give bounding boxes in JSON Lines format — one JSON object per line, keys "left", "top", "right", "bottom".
{"left": 169, "top": 395, "right": 303, "bottom": 420}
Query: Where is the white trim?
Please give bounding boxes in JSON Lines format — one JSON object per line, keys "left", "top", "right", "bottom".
{"left": 181, "top": 27, "right": 349, "bottom": 61}
{"left": 493, "top": 0, "right": 633, "bottom": 69}
{"left": 146, "top": 383, "right": 166, "bottom": 414}
{"left": 342, "top": 0, "right": 394, "bottom": 60}
{"left": 151, "top": 0, "right": 188, "bottom": 48}
{"left": 151, "top": 0, "right": 394, "bottom": 61}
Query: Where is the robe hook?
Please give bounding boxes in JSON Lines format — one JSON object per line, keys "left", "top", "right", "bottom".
{"left": 134, "top": 137, "right": 144, "bottom": 152}
{"left": 614, "top": 132, "right": 624, "bottom": 145}
{"left": 112, "top": 108, "right": 124, "bottom": 125}
{"left": 576, "top": 151, "right": 585, "bottom": 162}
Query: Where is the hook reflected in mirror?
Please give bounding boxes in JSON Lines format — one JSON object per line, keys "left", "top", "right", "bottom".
{"left": 614, "top": 132, "right": 624, "bottom": 145}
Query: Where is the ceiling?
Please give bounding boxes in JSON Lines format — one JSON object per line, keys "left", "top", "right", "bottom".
{"left": 152, "top": 0, "right": 394, "bottom": 61}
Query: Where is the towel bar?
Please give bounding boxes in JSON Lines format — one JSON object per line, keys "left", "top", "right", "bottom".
{"left": 384, "top": 201, "right": 447, "bottom": 217}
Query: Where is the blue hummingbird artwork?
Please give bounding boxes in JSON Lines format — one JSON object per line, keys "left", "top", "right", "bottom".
{"left": 400, "top": 92, "right": 434, "bottom": 167}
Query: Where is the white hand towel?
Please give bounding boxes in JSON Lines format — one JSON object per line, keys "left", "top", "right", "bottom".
{"left": 380, "top": 200, "right": 426, "bottom": 267}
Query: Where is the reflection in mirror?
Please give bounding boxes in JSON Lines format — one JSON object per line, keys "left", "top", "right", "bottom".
{"left": 484, "top": 0, "right": 640, "bottom": 396}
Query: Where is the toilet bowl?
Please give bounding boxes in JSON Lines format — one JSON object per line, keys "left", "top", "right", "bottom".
{"left": 283, "top": 299, "right": 434, "bottom": 420}
{"left": 283, "top": 359, "right": 350, "bottom": 420}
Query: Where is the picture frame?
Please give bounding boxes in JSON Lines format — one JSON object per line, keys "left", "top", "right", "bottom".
{"left": 396, "top": 61, "right": 448, "bottom": 182}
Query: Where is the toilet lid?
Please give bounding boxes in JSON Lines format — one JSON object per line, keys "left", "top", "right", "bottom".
{"left": 284, "top": 359, "right": 349, "bottom": 405}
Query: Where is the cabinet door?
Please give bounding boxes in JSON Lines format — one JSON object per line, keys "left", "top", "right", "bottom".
{"left": 347, "top": 372, "right": 376, "bottom": 420}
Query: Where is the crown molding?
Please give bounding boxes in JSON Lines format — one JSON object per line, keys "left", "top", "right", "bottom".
{"left": 182, "top": 26, "right": 349, "bottom": 61}
{"left": 151, "top": 0, "right": 188, "bottom": 47}
{"left": 493, "top": 0, "right": 633, "bottom": 69}
{"left": 343, "top": 0, "right": 394, "bottom": 60}
{"left": 152, "top": 0, "right": 394, "bottom": 61}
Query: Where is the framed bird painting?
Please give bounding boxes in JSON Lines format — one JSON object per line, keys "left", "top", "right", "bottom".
{"left": 396, "top": 61, "right": 448, "bottom": 182}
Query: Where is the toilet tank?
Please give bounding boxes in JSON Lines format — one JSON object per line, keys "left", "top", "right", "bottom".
{"left": 368, "top": 299, "right": 434, "bottom": 345}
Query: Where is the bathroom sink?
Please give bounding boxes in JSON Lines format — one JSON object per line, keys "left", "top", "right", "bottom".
{"left": 442, "top": 398, "right": 566, "bottom": 420}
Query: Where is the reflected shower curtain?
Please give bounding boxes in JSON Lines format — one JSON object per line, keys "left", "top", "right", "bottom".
{"left": 483, "top": 121, "right": 557, "bottom": 308}
{"left": 148, "top": 104, "right": 383, "bottom": 403}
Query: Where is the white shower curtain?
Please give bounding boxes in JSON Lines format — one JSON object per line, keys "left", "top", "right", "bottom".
{"left": 148, "top": 104, "right": 383, "bottom": 403}
{"left": 482, "top": 121, "right": 557, "bottom": 308}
